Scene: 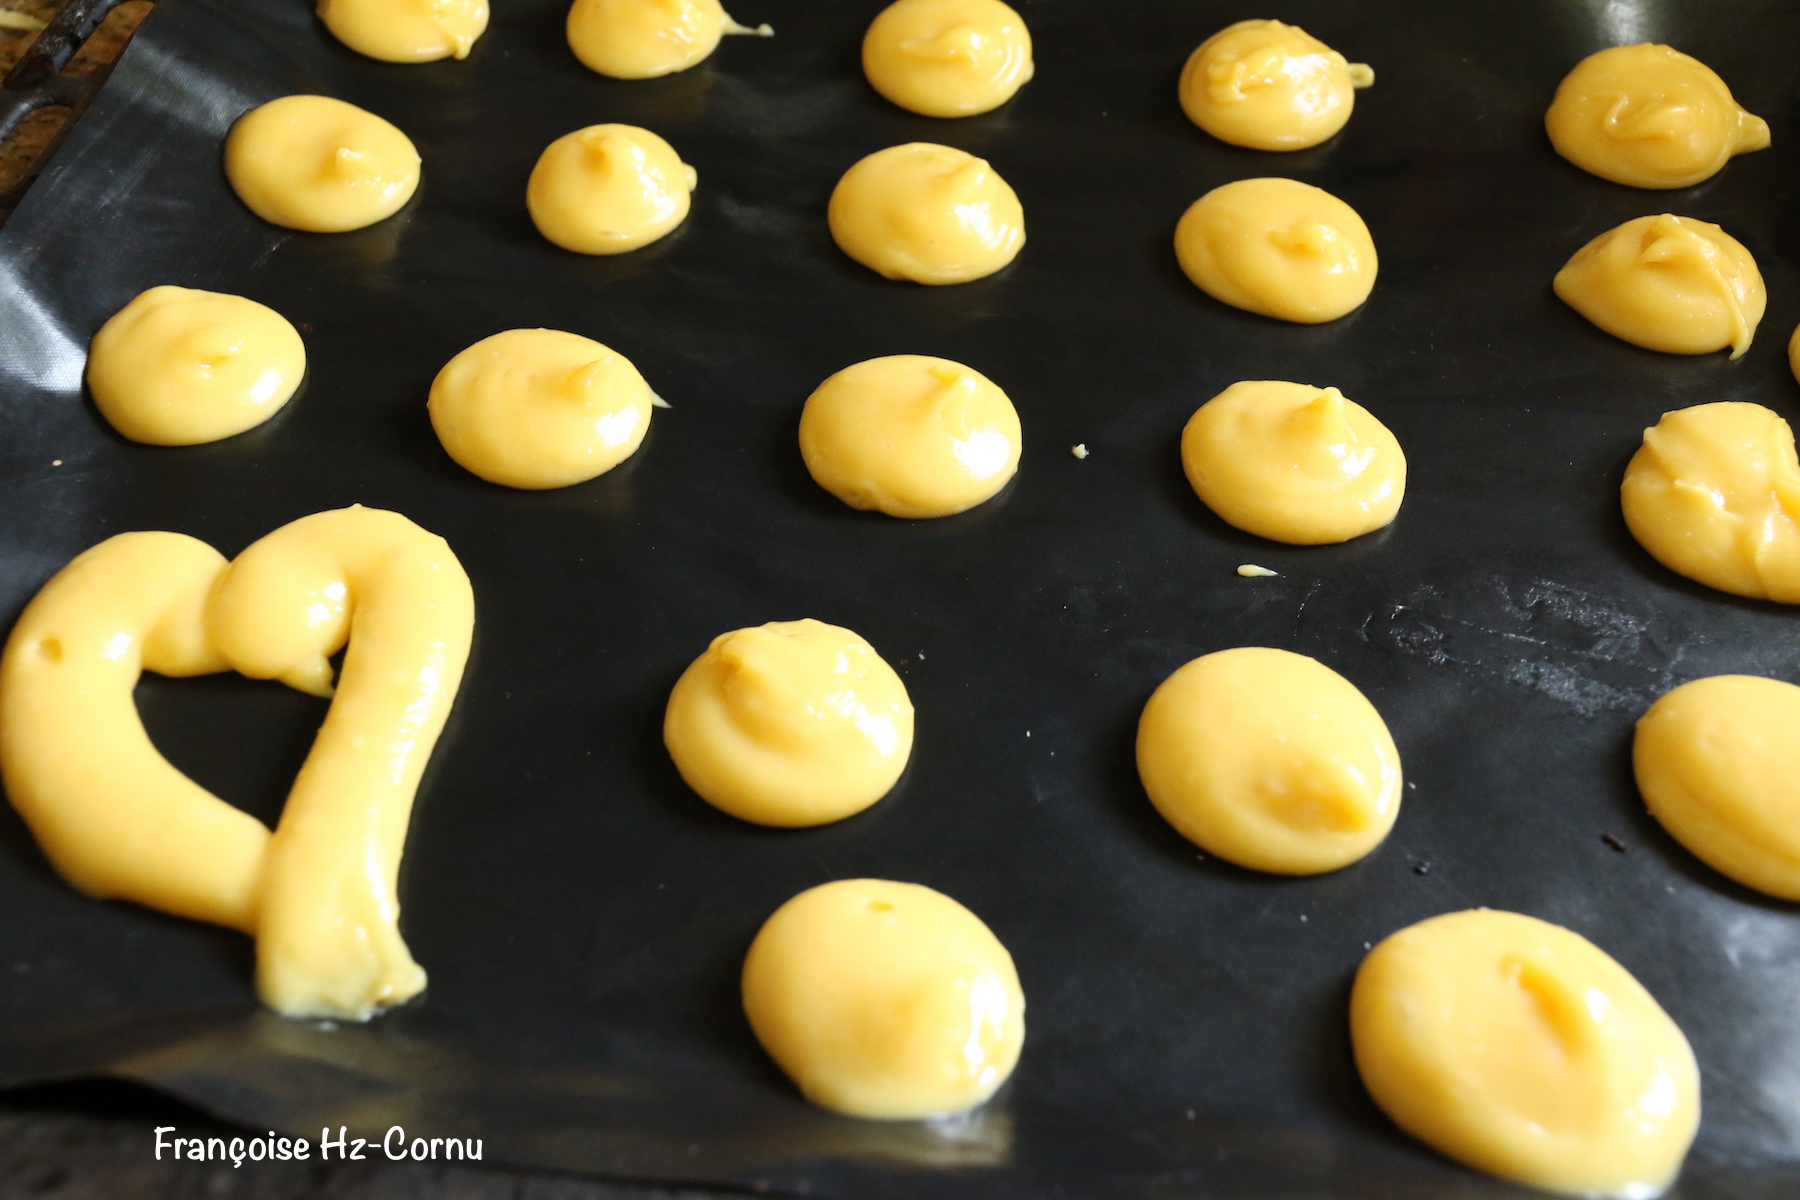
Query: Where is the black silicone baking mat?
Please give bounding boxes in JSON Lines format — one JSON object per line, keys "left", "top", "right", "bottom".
{"left": 4, "top": 0, "right": 1800, "bottom": 1195}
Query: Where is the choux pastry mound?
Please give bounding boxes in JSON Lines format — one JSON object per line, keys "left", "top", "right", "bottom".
{"left": 1181, "top": 380, "right": 1404, "bottom": 545}
{"left": 566, "top": 0, "right": 770, "bottom": 79}
{"left": 1621, "top": 402, "right": 1800, "bottom": 603}
{"left": 225, "top": 95, "right": 420, "bottom": 233}
{"left": 1174, "top": 177, "right": 1376, "bottom": 323}
{"left": 86, "top": 286, "right": 305, "bottom": 446}
{"left": 317, "top": 0, "right": 488, "bottom": 63}
{"left": 527, "top": 124, "right": 696, "bottom": 255}
{"left": 1353, "top": 910, "right": 1699, "bottom": 1199}
{"left": 799, "top": 355, "right": 1021, "bottom": 519}
{"left": 1636, "top": 674, "right": 1800, "bottom": 901}
{"left": 828, "top": 143, "right": 1024, "bottom": 285}
{"left": 742, "top": 878, "right": 1024, "bottom": 1119}
{"left": 1546, "top": 43, "right": 1768, "bottom": 189}
{"left": 861, "top": 0, "right": 1033, "bottom": 118}
{"left": 1179, "top": 19, "right": 1372, "bottom": 151}
{"left": 1554, "top": 214, "right": 1763, "bottom": 359}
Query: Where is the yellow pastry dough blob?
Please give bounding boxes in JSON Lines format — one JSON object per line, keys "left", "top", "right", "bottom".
{"left": 1352, "top": 909, "right": 1700, "bottom": 1198}
{"left": 0, "top": 533, "right": 264, "bottom": 932}
{"left": 861, "top": 0, "right": 1033, "bottom": 119}
{"left": 664, "top": 619, "right": 913, "bottom": 827}
{"left": 1546, "top": 44, "right": 1768, "bottom": 189}
{"left": 1179, "top": 19, "right": 1373, "bottom": 151}
{"left": 316, "top": 0, "right": 489, "bottom": 63}
{"left": 225, "top": 95, "right": 420, "bottom": 233}
{"left": 429, "top": 329, "right": 654, "bottom": 489}
{"left": 828, "top": 143, "right": 1024, "bottom": 285}
{"left": 527, "top": 124, "right": 695, "bottom": 255}
{"left": 86, "top": 286, "right": 305, "bottom": 446}
{"left": 1636, "top": 675, "right": 1800, "bottom": 899}
{"left": 566, "top": 0, "right": 770, "bottom": 80}
{"left": 1620, "top": 402, "right": 1800, "bottom": 603}
{"left": 799, "top": 355, "right": 1020, "bottom": 519}
{"left": 1181, "top": 380, "right": 1403, "bottom": 545}
{"left": 1135, "top": 647, "right": 1401, "bottom": 875}
{"left": 1174, "top": 177, "right": 1376, "bottom": 323}
{"left": 1555, "top": 214, "right": 1764, "bottom": 359}
{"left": 1790, "top": 320, "right": 1800, "bottom": 386}
{"left": 0, "top": 507, "right": 473, "bottom": 1021}
{"left": 742, "top": 878, "right": 1024, "bottom": 1119}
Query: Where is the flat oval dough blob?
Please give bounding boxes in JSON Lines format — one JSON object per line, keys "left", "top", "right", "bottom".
{"left": 1174, "top": 177, "right": 1376, "bottom": 323}
{"left": 1352, "top": 909, "right": 1700, "bottom": 1198}
{"left": 828, "top": 142, "right": 1024, "bottom": 285}
{"left": 1620, "top": 402, "right": 1800, "bottom": 603}
{"left": 1635, "top": 675, "right": 1800, "bottom": 899}
{"left": 1554, "top": 214, "right": 1764, "bottom": 358}
{"left": 862, "top": 0, "right": 1033, "bottom": 118}
{"left": 663, "top": 619, "right": 913, "bottom": 827}
{"left": 87, "top": 286, "right": 305, "bottom": 446}
{"left": 567, "top": 0, "right": 767, "bottom": 79}
{"left": 527, "top": 123, "right": 696, "bottom": 255}
{"left": 429, "top": 329, "right": 654, "bottom": 489}
{"left": 799, "top": 355, "right": 1021, "bottom": 518}
{"left": 316, "top": 0, "right": 488, "bottom": 63}
{"left": 1181, "top": 380, "right": 1403, "bottom": 545}
{"left": 1179, "top": 19, "right": 1372, "bottom": 151}
{"left": 742, "top": 878, "right": 1024, "bottom": 1119}
{"left": 1546, "top": 43, "right": 1768, "bottom": 189}
{"left": 225, "top": 95, "right": 420, "bottom": 233}
{"left": 1135, "top": 646, "right": 1401, "bottom": 874}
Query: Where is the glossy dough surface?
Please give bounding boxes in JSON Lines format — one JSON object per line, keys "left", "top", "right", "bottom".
{"left": 1135, "top": 647, "right": 1401, "bottom": 874}
{"left": 799, "top": 355, "right": 1020, "bottom": 518}
{"left": 566, "top": 0, "right": 719, "bottom": 78}
{"left": 429, "top": 329, "right": 654, "bottom": 489}
{"left": 0, "top": 507, "right": 473, "bottom": 1021}
{"left": 316, "top": 0, "right": 488, "bottom": 63}
{"left": 742, "top": 878, "right": 1024, "bottom": 1119}
{"left": 86, "top": 286, "right": 305, "bottom": 446}
{"left": 1181, "top": 380, "right": 1403, "bottom": 545}
{"left": 1621, "top": 402, "right": 1800, "bottom": 603}
{"left": 1636, "top": 675, "right": 1800, "bottom": 900}
{"left": 664, "top": 619, "right": 913, "bottom": 827}
{"left": 1174, "top": 177, "right": 1376, "bottom": 323}
{"left": 1555, "top": 214, "right": 1764, "bottom": 358}
{"left": 567, "top": 0, "right": 766, "bottom": 78}
{"left": 828, "top": 142, "right": 1024, "bottom": 285}
{"left": 1352, "top": 909, "right": 1700, "bottom": 1198}
{"left": 527, "top": 124, "right": 695, "bottom": 255}
{"left": 861, "top": 0, "right": 1033, "bottom": 118}
{"left": 1546, "top": 43, "right": 1768, "bottom": 189}
{"left": 1179, "top": 19, "right": 1372, "bottom": 151}
{"left": 224, "top": 95, "right": 420, "bottom": 233}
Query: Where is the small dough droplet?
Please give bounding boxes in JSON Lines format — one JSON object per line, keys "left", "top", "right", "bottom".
{"left": 1236, "top": 564, "right": 1278, "bottom": 578}
{"left": 1071, "top": 443, "right": 1089, "bottom": 459}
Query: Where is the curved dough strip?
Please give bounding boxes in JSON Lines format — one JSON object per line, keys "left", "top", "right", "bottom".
{"left": 0, "top": 507, "right": 473, "bottom": 1021}
{"left": 213, "top": 507, "right": 474, "bottom": 1019}
{"left": 0, "top": 532, "right": 266, "bottom": 932}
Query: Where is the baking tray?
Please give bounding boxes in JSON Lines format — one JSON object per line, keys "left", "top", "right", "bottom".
{"left": 3, "top": 0, "right": 1800, "bottom": 1195}
{"left": 0, "top": 0, "right": 141, "bottom": 223}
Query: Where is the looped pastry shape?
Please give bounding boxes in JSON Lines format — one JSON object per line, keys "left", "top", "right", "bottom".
{"left": 0, "top": 506, "right": 474, "bottom": 1020}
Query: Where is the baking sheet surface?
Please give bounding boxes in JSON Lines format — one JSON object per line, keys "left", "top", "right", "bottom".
{"left": 4, "top": 0, "right": 1800, "bottom": 1195}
